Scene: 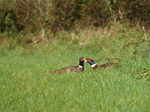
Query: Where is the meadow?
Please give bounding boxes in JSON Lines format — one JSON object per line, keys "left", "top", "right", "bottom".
{"left": 0, "top": 24, "right": 150, "bottom": 112}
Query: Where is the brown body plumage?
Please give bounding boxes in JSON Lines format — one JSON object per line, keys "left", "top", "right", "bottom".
{"left": 92, "top": 62, "right": 117, "bottom": 70}
{"left": 85, "top": 58, "right": 117, "bottom": 70}
{"left": 39, "top": 57, "right": 85, "bottom": 74}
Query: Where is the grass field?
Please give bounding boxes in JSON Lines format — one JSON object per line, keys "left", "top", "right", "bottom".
{"left": 0, "top": 25, "right": 150, "bottom": 112}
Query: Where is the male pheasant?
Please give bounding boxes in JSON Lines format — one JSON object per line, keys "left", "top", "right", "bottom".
{"left": 85, "top": 58, "right": 117, "bottom": 70}
{"left": 40, "top": 57, "right": 85, "bottom": 74}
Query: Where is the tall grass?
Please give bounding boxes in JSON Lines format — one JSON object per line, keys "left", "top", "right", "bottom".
{"left": 0, "top": 24, "right": 149, "bottom": 112}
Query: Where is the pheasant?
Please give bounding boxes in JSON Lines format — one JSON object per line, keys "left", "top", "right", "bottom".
{"left": 85, "top": 58, "right": 117, "bottom": 70}
{"left": 40, "top": 57, "right": 85, "bottom": 74}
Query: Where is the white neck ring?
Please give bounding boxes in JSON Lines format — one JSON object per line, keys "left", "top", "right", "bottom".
{"left": 91, "top": 64, "right": 96, "bottom": 68}
{"left": 79, "top": 65, "right": 83, "bottom": 68}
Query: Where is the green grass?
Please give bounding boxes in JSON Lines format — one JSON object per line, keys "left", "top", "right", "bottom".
{"left": 0, "top": 25, "right": 150, "bottom": 112}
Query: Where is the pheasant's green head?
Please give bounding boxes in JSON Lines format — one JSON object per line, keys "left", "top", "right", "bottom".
{"left": 85, "top": 58, "right": 96, "bottom": 67}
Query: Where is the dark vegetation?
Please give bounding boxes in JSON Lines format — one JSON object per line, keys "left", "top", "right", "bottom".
{"left": 0, "top": 0, "right": 149, "bottom": 40}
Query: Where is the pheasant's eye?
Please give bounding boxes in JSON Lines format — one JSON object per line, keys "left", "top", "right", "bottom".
{"left": 79, "top": 57, "right": 84, "bottom": 62}
{"left": 88, "top": 59, "right": 91, "bottom": 63}
{"left": 86, "top": 58, "right": 91, "bottom": 63}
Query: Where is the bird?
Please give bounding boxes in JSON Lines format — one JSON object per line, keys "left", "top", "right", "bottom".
{"left": 85, "top": 58, "right": 117, "bottom": 70}
{"left": 39, "top": 57, "right": 85, "bottom": 74}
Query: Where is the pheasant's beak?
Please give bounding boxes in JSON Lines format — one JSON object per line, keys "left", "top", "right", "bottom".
{"left": 84, "top": 59, "right": 87, "bottom": 62}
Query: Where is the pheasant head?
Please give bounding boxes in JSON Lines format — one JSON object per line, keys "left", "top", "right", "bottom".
{"left": 85, "top": 58, "right": 97, "bottom": 68}
{"left": 78, "top": 57, "right": 85, "bottom": 68}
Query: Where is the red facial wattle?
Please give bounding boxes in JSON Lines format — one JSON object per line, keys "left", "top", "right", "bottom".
{"left": 79, "top": 57, "right": 85, "bottom": 62}
{"left": 86, "top": 58, "right": 92, "bottom": 63}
